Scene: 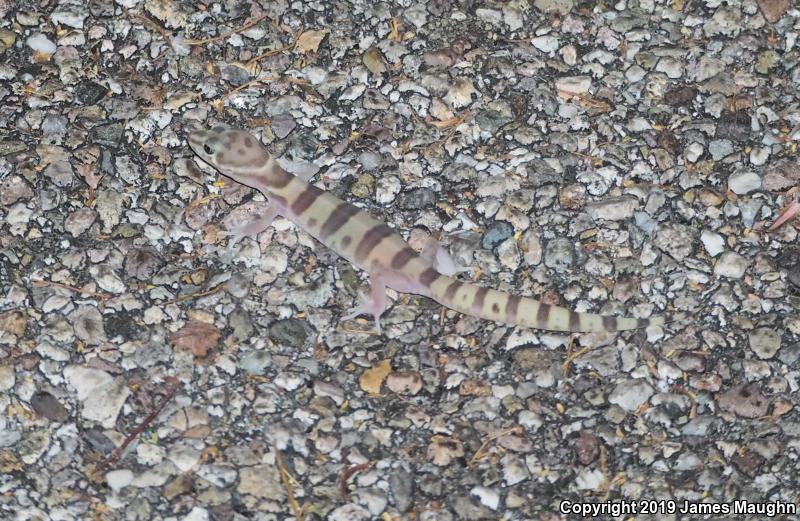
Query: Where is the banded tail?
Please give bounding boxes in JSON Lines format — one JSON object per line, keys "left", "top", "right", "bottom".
{"left": 425, "top": 273, "right": 678, "bottom": 332}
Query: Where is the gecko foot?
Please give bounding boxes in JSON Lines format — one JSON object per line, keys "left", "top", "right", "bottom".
{"left": 343, "top": 296, "right": 384, "bottom": 334}
{"left": 276, "top": 156, "right": 319, "bottom": 182}
{"left": 342, "top": 272, "right": 388, "bottom": 334}
{"left": 221, "top": 206, "right": 280, "bottom": 247}
{"left": 421, "top": 235, "right": 469, "bottom": 276}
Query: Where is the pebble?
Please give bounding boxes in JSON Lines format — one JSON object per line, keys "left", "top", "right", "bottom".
{"left": 238, "top": 464, "right": 284, "bottom": 500}
{"left": 375, "top": 176, "right": 401, "bottom": 204}
{"left": 26, "top": 33, "right": 57, "bottom": 55}
{"left": 0, "top": 176, "right": 33, "bottom": 206}
{"left": 714, "top": 251, "right": 748, "bottom": 279}
{"left": 704, "top": 6, "right": 742, "bottom": 37}
{"left": 74, "top": 80, "right": 108, "bottom": 105}
{"left": 69, "top": 305, "right": 107, "bottom": 345}
{"left": 653, "top": 223, "right": 694, "bottom": 260}
{"left": 314, "top": 380, "right": 346, "bottom": 405}
{"left": 386, "top": 372, "right": 423, "bottom": 395}
{"left": 749, "top": 328, "right": 782, "bottom": 360}
{"left": 656, "top": 57, "right": 683, "bottom": 78}
{"left": 399, "top": 188, "right": 436, "bottom": 210}
{"left": 481, "top": 221, "right": 514, "bottom": 250}
{"left": 543, "top": 237, "right": 575, "bottom": 272}
{"left": 0, "top": 366, "right": 14, "bottom": 392}
{"left": 63, "top": 366, "right": 131, "bottom": 428}
{"left": 30, "top": 392, "right": 68, "bottom": 422}
{"left": 728, "top": 170, "right": 762, "bottom": 195}
{"left": 470, "top": 486, "right": 500, "bottom": 510}
{"left": 50, "top": 4, "right": 88, "bottom": 29}
{"left": 90, "top": 264, "right": 126, "bottom": 294}
{"left": 554, "top": 76, "right": 591, "bottom": 96}
{"left": 64, "top": 207, "right": 97, "bottom": 237}
{"left": 531, "top": 35, "right": 559, "bottom": 54}
{"left": 43, "top": 161, "right": 74, "bottom": 187}
{"left": 182, "top": 507, "right": 210, "bottom": 521}
{"left": 739, "top": 199, "right": 762, "bottom": 229}
{"left": 700, "top": 230, "right": 725, "bottom": 257}
{"left": 106, "top": 469, "right": 134, "bottom": 492}
{"left": 534, "top": 0, "right": 573, "bottom": 14}
{"left": 609, "top": 380, "right": 653, "bottom": 411}
{"left": 328, "top": 504, "right": 371, "bottom": 521}
{"left": 585, "top": 196, "right": 639, "bottom": 221}
{"left": 708, "top": 139, "right": 734, "bottom": 161}
{"left": 502, "top": 455, "right": 530, "bottom": 485}
{"left": 750, "top": 147, "right": 770, "bottom": 166}
{"left": 389, "top": 469, "right": 414, "bottom": 513}
{"left": 268, "top": 319, "right": 315, "bottom": 347}
{"left": 718, "top": 384, "right": 769, "bottom": 418}
{"left": 271, "top": 113, "right": 296, "bottom": 139}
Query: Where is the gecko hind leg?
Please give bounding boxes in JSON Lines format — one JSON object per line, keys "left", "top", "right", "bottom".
{"left": 421, "top": 235, "right": 469, "bottom": 276}
{"left": 342, "top": 271, "right": 387, "bottom": 334}
{"left": 222, "top": 205, "right": 280, "bottom": 247}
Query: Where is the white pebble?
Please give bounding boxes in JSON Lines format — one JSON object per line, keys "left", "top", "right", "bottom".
{"left": 728, "top": 170, "right": 761, "bottom": 195}
{"left": 700, "top": 230, "right": 725, "bottom": 257}
{"left": 531, "top": 35, "right": 559, "bottom": 53}
{"left": 714, "top": 251, "right": 748, "bottom": 279}
{"left": 470, "top": 486, "right": 500, "bottom": 510}
{"left": 26, "top": 33, "right": 57, "bottom": 55}
{"left": 106, "top": 469, "right": 134, "bottom": 492}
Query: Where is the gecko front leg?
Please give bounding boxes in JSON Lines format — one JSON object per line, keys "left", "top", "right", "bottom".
{"left": 222, "top": 204, "right": 281, "bottom": 247}
{"left": 276, "top": 157, "right": 319, "bottom": 182}
{"left": 421, "top": 235, "right": 469, "bottom": 276}
{"left": 342, "top": 270, "right": 388, "bottom": 334}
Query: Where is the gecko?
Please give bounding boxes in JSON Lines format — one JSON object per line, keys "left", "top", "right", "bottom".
{"left": 188, "top": 126, "right": 682, "bottom": 334}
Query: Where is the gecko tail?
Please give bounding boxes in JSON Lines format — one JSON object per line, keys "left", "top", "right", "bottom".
{"left": 429, "top": 275, "right": 683, "bottom": 333}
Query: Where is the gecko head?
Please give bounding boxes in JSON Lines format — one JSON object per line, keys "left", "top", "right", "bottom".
{"left": 188, "top": 126, "right": 272, "bottom": 186}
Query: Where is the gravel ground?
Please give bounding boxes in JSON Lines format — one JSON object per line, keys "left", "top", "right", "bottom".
{"left": 2, "top": 0, "right": 800, "bottom": 519}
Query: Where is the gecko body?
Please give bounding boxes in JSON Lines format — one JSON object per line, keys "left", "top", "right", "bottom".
{"left": 188, "top": 126, "right": 680, "bottom": 333}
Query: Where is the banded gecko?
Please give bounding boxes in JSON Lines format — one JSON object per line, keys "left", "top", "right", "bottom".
{"left": 188, "top": 126, "right": 681, "bottom": 333}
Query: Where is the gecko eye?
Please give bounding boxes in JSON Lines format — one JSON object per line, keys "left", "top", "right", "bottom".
{"left": 203, "top": 144, "right": 213, "bottom": 154}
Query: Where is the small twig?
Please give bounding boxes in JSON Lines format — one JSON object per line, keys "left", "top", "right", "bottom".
{"left": 562, "top": 342, "right": 589, "bottom": 378}
{"left": 20, "top": 88, "right": 53, "bottom": 100}
{"left": 246, "top": 42, "right": 296, "bottom": 67}
{"left": 128, "top": 11, "right": 173, "bottom": 46}
{"left": 184, "top": 14, "right": 270, "bottom": 45}
{"left": 213, "top": 75, "right": 311, "bottom": 110}
{"left": 215, "top": 76, "right": 277, "bottom": 106}
{"left": 246, "top": 29, "right": 303, "bottom": 68}
{"left": 275, "top": 446, "right": 304, "bottom": 521}
{"left": 31, "top": 280, "right": 112, "bottom": 301}
{"left": 339, "top": 462, "right": 372, "bottom": 498}
{"left": 671, "top": 384, "right": 698, "bottom": 419}
{"left": 98, "top": 379, "right": 179, "bottom": 471}
{"left": 469, "top": 426, "right": 522, "bottom": 467}
{"left": 337, "top": 323, "right": 381, "bottom": 336}
{"left": 165, "top": 283, "right": 227, "bottom": 304}
{"left": 186, "top": 193, "right": 222, "bottom": 210}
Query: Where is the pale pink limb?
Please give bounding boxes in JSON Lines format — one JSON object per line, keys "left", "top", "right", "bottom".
{"left": 276, "top": 157, "right": 319, "bottom": 182}
{"left": 222, "top": 205, "right": 280, "bottom": 246}
{"left": 420, "top": 235, "right": 468, "bottom": 276}
{"left": 342, "top": 271, "right": 388, "bottom": 334}
{"left": 768, "top": 201, "right": 800, "bottom": 232}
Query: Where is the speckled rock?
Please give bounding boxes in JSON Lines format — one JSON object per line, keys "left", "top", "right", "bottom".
{"left": 714, "top": 251, "right": 748, "bottom": 279}
{"left": 749, "top": 328, "right": 781, "bottom": 360}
